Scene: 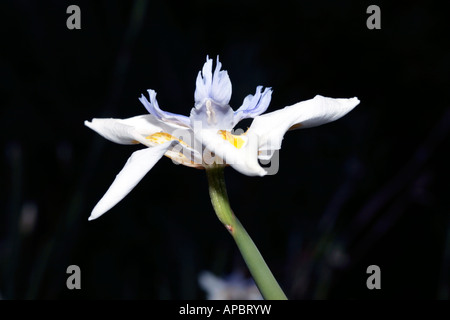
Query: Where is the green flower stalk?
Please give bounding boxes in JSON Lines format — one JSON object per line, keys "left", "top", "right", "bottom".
{"left": 206, "top": 165, "right": 287, "bottom": 300}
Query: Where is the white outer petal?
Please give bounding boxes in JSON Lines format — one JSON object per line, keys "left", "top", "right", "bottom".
{"left": 248, "top": 95, "right": 360, "bottom": 159}
{"left": 88, "top": 141, "right": 177, "bottom": 220}
{"left": 84, "top": 115, "right": 164, "bottom": 145}
{"left": 85, "top": 114, "right": 191, "bottom": 146}
{"left": 197, "top": 129, "right": 266, "bottom": 177}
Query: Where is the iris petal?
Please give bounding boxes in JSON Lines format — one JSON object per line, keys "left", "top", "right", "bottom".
{"left": 195, "top": 129, "right": 266, "bottom": 177}
{"left": 248, "top": 95, "right": 360, "bottom": 160}
{"left": 190, "top": 57, "right": 235, "bottom": 130}
{"left": 88, "top": 141, "right": 178, "bottom": 220}
{"left": 139, "top": 90, "right": 190, "bottom": 127}
{"left": 233, "top": 86, "right": 273, "bottom": 126}
{"left": 194, "top": 56, "right": 232, "bottom": 106}
{"left": 84, "top": 115, "right": 164, "bottom": 145}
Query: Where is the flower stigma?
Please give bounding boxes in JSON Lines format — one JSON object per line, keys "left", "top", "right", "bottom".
{"left": 205, "top": 99, "right": 217, "bottom": 125}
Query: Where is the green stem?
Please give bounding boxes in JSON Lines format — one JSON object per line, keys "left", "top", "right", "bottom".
{"left": 206, "top": 165, "right": 287, "bottom": 300}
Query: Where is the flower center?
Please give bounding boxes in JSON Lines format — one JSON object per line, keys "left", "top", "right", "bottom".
{"left": 218, "top": 130, "right": 246, "bottom": 149}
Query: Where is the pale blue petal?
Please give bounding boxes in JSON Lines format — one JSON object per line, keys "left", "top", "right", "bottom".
{"left": 139, "top": 89, "right": 190, "bottom": 127}
{"left": 190, "top": 56, "right": 235, "bottom": 130}
{"left": 233, "top": 86, "right": 272, "bottom": 126}
{"left": 194, "top": 56, "right": 232, "bottom": 106}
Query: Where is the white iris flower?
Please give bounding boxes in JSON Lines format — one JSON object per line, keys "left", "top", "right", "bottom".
{"left": 85, "top": 56, "right": 359, "bottom": 220}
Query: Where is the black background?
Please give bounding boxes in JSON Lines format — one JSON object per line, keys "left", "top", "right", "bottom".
{"left": 1, "top": 0, "right": 449, "bottom": 299}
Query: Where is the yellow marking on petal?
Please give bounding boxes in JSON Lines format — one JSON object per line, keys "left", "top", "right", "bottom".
{"left": 289, "top": 123, "right": 303, "bottom": 130}
{"left": 146, "top": 132, "right": 188, "bottom": 146}
{"left": 218, "top": 130, "right": 246, "bottom": 149}
{"left": 145, "top": 132, "right": 203, "bottom": 169}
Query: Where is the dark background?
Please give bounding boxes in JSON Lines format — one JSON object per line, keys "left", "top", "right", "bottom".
{"left": 1, "top": 0, "right": 448, "bottom": 299}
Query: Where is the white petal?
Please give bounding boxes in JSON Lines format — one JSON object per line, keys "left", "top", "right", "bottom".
{"left": 121, "top": 114, "right": 191, "bottom": 137}
{"left": 232, "top": 132, "right": 267, "bottom": 176}
{"left": 248, "top": 95, "right": 359, "bottom": 159}
{"left": 84, "top": 115, "right": 164, "bottom": 145}
{"left": 196, "top": 129, "right": 266, "bottom": 177}
{"left": 88, "top": 141, "right": 177, "bottom": 220}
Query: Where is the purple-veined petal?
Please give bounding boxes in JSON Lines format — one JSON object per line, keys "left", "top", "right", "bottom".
{"left": 139, "top": 89, "right": 190, "bottom": 128}
{"left": 190, "top": 56, "right": 235, "bottom": 130}
{"left": 232, "top": 86, "right": 272, "bottom": 126}
{"left": 88, "top": 141, "right": 177, "bottom": 220}
{"left": 194, "top": 56, "right": 232, "bottom": 106}
{"left": 248, "top": 95, "right": 360, "bottom": 160}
